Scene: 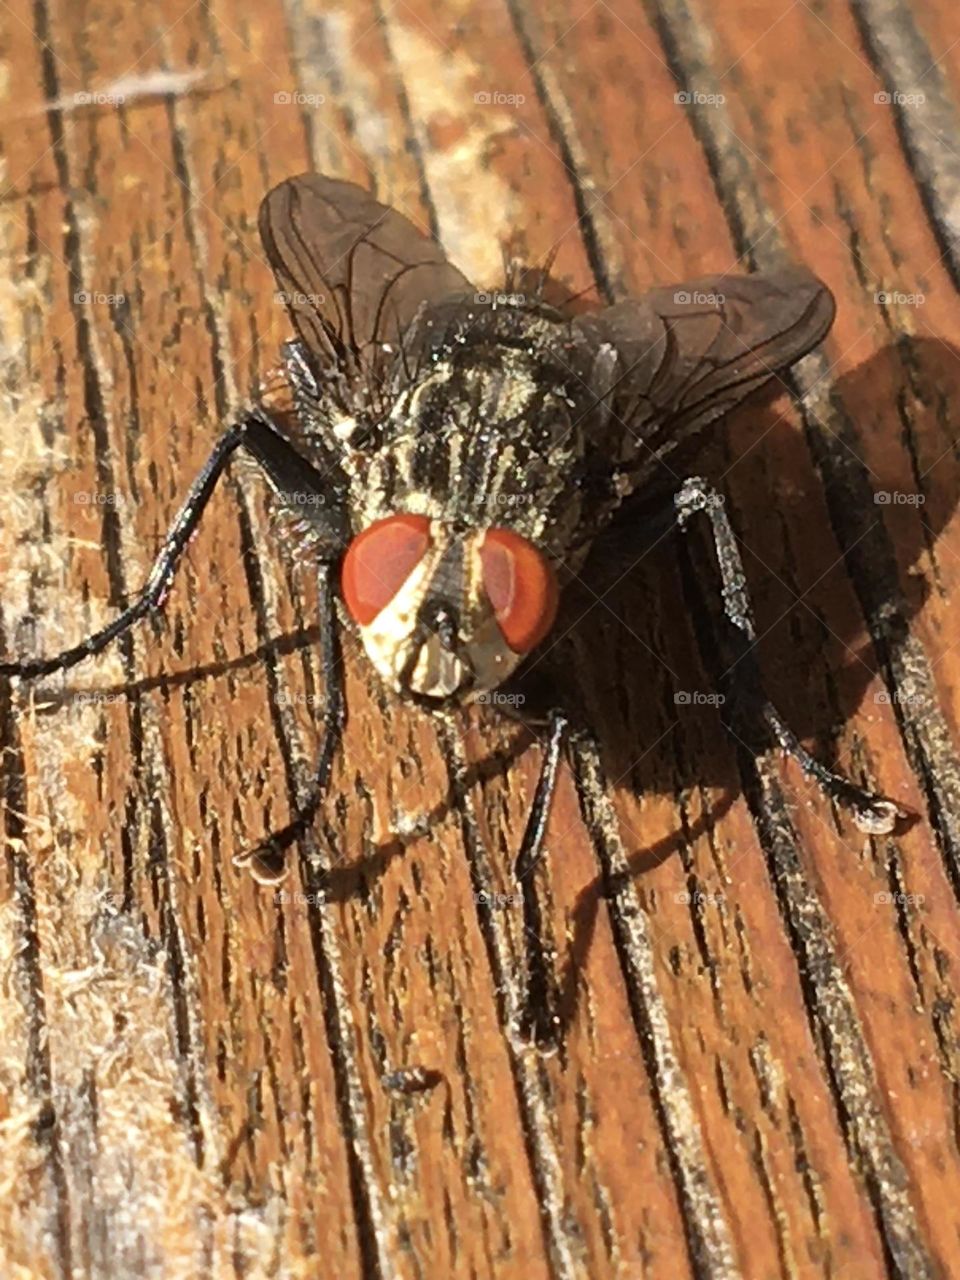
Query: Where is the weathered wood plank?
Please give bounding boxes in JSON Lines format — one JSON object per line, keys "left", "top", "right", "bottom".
{"left": 2, "top": 1, "right": 960, "bottom": 1278}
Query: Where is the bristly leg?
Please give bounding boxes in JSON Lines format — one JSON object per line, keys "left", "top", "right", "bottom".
{"left": 232, "top": 561, "right": 345, "bottom": 885}
{"left": 504, "top": 705, "right": 570, "bottom": 1047}
{"left": 0, "top": 419, "right": 246, "bottom": 679}
{"left": 673, "top": 475, "right": 904, "bottom": 834}
{"left": 0, "top": 411, "right": 345, "bottom": 679}
{"left": 514, "top": 707, "right": 571, "bottom": 881}
{"left": 0, "top": 408, "right": 350, "bottom": 876}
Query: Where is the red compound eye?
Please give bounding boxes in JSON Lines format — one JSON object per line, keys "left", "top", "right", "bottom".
{"left": 479, "top": 527, "right": 558, "bottom": 653}
{"left": 341, "top": 514, "right": 432, "bottom": 625}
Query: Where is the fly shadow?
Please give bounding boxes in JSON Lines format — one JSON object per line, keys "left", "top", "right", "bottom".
{"left": 553, "top": 331, "right": 960, "bottom": 826}
{"left": 503, "top": 328, "right": 960, "bottom": 1042}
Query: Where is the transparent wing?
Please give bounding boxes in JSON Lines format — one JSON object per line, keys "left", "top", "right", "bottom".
{"left": 573, "top": 267, "right": 835, "bottom": 453}
{"left": 258, "top": 173, "right": 475, "bottom": 384}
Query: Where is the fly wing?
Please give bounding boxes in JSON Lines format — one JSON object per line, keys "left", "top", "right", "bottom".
{"left": 572, "top": 267, "right": 835, "bottom": 462}
{"left": 258, "top": 173, "right": 476, "bottom": 384}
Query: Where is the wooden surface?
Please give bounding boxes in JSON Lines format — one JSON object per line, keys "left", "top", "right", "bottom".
{"left": 2, "top": 1, "right": 960, "bottom": 1277}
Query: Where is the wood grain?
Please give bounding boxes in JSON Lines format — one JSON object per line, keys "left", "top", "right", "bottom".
{"left": 1, "top": 1, "right": 960, "bottom": 1277}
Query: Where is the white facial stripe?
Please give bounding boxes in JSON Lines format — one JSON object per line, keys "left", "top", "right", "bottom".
{"left": 409, "top": 637, "right": 466, "bottom": 698}
{"left": 354, "top": 520, "right": 526, "bottom": 701}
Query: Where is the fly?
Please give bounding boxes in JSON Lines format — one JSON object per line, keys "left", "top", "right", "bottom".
{"left": 0, "top": 173, "right": 903, "bottom": 883}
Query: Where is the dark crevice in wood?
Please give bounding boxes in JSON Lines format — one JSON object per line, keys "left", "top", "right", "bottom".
{"left": 568, "top": 730, "right": 740, "bottom": 1280}
{"left": 0, "top": 661, "right": 73, "bottom": 1278}
{"left": 438, "top": 719, "right": 583, "bottom": 1280}
{"left": 675, "top": 794, "right": 724, "bottom": 1013}
{"left": 35, "top": 17, "right": 134, "bottom": 643}
{"left": 109, "top": 292, "right": 142, "bottom": 489}
{"left": 154, "top": 794, "right": 206, "bottom": 1165}
{"left": 261, "top": 1021, "right": 291, "bottom": 1164}
{"left": 165, "top": 98, "right": 232, "bottom": 426}
{"left": 518, "top": 865, "right": 563, "bottom": 1050}
{"left": 501, "top": 4, "right": 741, "bottom": 1271}
{"left": 884, "top": 843, "right": 925, "bottom": 1003}
{"left": 831, "top": 168, "right": 874, "bottom": 293}
{"left": 304, "top": 820, "right": 392, "bottom": 1280}
{"left": 851, "top": 0, "right": 960, "bottom": 296}
{"left": 750, "top": 1128, "right": 793, "bottom": 1280}
{"left": 740, "top": 759, "right": 935, "bottom": 1280}
{"left": 231, "top": 481, "right": 389, "bottom": 1280}
{"left": 503, "top": 0, "right": 618, "bottom": 305}
{"left": 786, "top": 1094, "right": 826, "bottom": 1237}
{"left": 374, "top": 0, "right": 443, "bottom": 243}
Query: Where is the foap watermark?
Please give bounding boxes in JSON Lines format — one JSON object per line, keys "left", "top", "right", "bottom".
{"left": 274, "top": 90, "right": 326, "bottom": 107}
{"left": 474, "top": 91, "right": 526, "bottom": 106}
{"left": 674, "top": 90, "right": 726, "bottom": 106}
{"left": 874, "top": 290, "right": 925, "bottom": 306}
{"left": 74, "top": 90, "right": 125, "bottom": 107}
{"left": 674, "top": 889, "right": 724, "bottom": 906}
{"left": 475, "top": 691, "right": 526, "bottom": 706}
{"left": 275, "top": 289, "right": 326, "bottom": 308}
{"left": 274, "top": 888, "right": 326, "bottom": 907}
{"left": 75, "top": 290, "right": 125, "bottom": 305}
{"left": 484, "top": 492, "right": 534, "bottom": 508}
{"left": 474, "top": 291, "right": 526, "bottom": 307}
{"left": 874, "top": 689, "right": 925, "bottom": 707}
{"left": 874, "top": 490, "right": 925, "bottom": 506}
{"left": 874, "top": 90, "right": 926, "bottom": 107}
{"left": 74, "top": 490, "right": 125, "bottom": 508}
{"left": 674, "top": 690, "right": 725, "bottom": 706}
{"left": 674, "top": 290, "right": 725, "bottom": 306}
{"left": 286, "top": 491, "right": 327, "bottom": 507}
{"left": 73, "top": 690, "right": 125, "bottom": 706}
{"left": 475, "top": 889, "right": 522, "bottom": 907}
{"left": 875, "top": 890, "right": 924, "bottom": 906}
{"left": 275, "top": 691, "right": 324, "bottom": 708}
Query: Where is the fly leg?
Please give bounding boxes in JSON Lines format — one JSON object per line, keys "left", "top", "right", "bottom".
{"left": 232, "top": 559, "right": 345, "bottom": 884}
{"left": 673, "top": 475, "right": 903, "bottom": 834}
{"left": 487, "top": 701, "right": 568, "bottom": 1046}
{"left": 0, "top": 411, "right": 345, "bottom": 677}
{"left": 227, "top": 416, "right": 350, "bottom": 880}
{"left": 1, "top": 410, "right": 351, "bottom": 877}
{"left": 514, "top": 706, "right": 571, "bottom": 881}
{"left": 1, "top": 420, "right": 246, "bottom": 678}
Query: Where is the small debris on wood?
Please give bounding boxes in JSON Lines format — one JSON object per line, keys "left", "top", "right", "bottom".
{"left": 381, "top": 1065, "right": 443, "bottom": 1095}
